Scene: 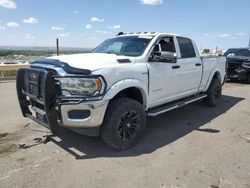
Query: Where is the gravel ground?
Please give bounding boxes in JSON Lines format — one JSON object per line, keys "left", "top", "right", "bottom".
{"left": 0, "top": 81, "right": 249, "bottom": 188}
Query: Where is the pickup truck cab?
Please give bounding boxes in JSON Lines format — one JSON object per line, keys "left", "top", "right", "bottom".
{"left": 17, "top": 32, "right": 226, "bottom": 150}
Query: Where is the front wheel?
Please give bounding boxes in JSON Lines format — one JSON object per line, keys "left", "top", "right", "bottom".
{"left": 101, "top": 98, "right": 146, "bottom": 150}
{"left": 204, "top": 78, "right": 222, "bottom": 107}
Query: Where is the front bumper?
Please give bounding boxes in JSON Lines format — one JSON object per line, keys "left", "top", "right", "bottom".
{"left": 227, "top": 69, "right": 248, "bottom": 80}
{"left": 16, "top": 67, "right": 108, "bottom": 136}
{"left": 59, "top": 100, "right": 108, "bottom": 128}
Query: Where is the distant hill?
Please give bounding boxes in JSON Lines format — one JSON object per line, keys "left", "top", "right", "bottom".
{"left": 0, "top": 46, "right": 92, "bottom": 52}
{"left": 0, "top": 46, "right": 93, "bottom": 57}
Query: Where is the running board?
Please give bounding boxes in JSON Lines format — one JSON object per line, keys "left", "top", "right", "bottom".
{"left": 147, "top": 93, "right": 207, "bottom": 117}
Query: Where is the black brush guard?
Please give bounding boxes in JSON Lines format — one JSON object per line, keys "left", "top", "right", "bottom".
{"left": 16, "top": 68, "right": 59, "bottom": 134}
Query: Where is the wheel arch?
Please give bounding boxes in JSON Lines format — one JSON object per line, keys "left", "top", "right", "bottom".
{"left": 204, "top": 70, "right": 222, "bottom": 91}
{"left": 103, "top": 79, "right": 148, "bottom": 109}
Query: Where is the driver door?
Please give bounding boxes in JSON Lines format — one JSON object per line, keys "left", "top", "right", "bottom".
{"left": 147, "top": 36, "right": 183, "bottom": 108}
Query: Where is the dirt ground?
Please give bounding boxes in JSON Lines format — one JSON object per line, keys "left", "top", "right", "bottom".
{"left": 0, "top": 81, "right": 249, "bottom": 188}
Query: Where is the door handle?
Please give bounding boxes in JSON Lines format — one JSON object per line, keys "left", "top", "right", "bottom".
{"left": 172, "top": 65, "right": 180, "bottom": 69}
{"left": 195, "top": 63, "right": 202, "bottom": 66}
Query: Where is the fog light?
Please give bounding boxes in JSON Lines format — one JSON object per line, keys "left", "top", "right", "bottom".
{"left": 68, "top": 110, "right": 90, "bottom": 119}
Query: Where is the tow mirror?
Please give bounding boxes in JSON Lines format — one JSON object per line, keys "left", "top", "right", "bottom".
{"left": 158, "top": 52, "right": 177, "bottom": 63}
{"left": 149, "top": 44, "right": 177, "bottom": 63}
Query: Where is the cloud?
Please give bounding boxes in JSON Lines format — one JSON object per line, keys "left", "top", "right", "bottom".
{"left": 96, "top": 30, "right": 108, "bottom": 34}
{"left": 23, "top": 17, "right": 38, "bottom": 24}
{"left": 0, "top": 0, "right": 16, "bottom": 9}
{"left": 25, "top": 34, "right": 35, "bottom": 39}
{"left": 203, "top": 33, "right": 232, "bottom": 38}
{"left": 58, "top": 33, "right": 69, "bottom": 37}
{"left": 51, "top": 26, "right": 64, "bottom": 31}
{"left": 6, "top": 22, "right": 19, "bottom": 28}
{"left": 73, "top": 10, "right": 78, "bottom": 14}
{"left": 140, "top": 0, "right": 163, "bottom": 5}
{"left": 209, "top": 35, "right": 216, "bottom": 39}
{"left": 91, "top": 37, "right": 98, "bottom": 40}
{"left": 218, "top": 34, "right": 230, "bottom": 38}
{"left": 235, "top": 32, "right": 246, "bottom": 36}
{"left": 86, "top": 24, "right": 92, "bottom": 29}
{"left": 0, "top": 25, "right": 6, "bottom": 30}
{"left": 90, "top": 17, "right": 104, "bottom": 22}
{"left": 108, "top": 25, "right": 121, "bottom": 29}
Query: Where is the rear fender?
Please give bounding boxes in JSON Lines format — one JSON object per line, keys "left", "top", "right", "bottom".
{"left": 204, "top": 69, "right": 221, "bottom": 91}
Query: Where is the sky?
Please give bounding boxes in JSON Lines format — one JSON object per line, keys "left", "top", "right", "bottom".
{"left": 0, "top": 0, "right": 250, "bottom": 50}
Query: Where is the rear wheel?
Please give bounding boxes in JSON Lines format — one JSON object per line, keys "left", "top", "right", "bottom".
{"left": 101, "top": 98, "right": 146, "bottom": 150}
{"left": 204, "top": 78, "right": 222, "bottom": 107}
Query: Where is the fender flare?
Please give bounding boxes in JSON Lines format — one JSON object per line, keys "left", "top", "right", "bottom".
{"left": 103, "top": 79, "right": 148, "bottom": 109}
{"left": 204, "top": 68, "right": 222, "bottom": 91}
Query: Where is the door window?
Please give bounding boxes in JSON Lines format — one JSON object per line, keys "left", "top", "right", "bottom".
{"left": 151, "top": 37, "right": 176, "bottom": 62}
{"left": 177, "top": 37, "right": 196, "bottom": 58}
{"left": 154, "top": 37, "right": 176, "bottom": 53}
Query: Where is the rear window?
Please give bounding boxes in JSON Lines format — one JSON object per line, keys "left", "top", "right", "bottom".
{"left": 177, "top": 37, "right": 196, "bottom": 58}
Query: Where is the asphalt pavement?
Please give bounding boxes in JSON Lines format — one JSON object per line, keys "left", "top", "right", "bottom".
{"left": 0, "top": 81, "right": 249, "bottom": 188}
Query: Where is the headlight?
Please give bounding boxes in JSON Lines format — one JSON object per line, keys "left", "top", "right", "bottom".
{"left": 57, "top": 77, "right": 105, "bottom": 96}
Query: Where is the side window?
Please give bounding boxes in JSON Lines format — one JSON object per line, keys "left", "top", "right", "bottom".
{"left": 177, "top": 37, "right": 196, "bottom": 58}
{"left": 154, "top": 37, "right": 176, "bottom": 53}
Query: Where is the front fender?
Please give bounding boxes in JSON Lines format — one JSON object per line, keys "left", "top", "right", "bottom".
{"left": 103, "top": 79, "right": 148, "bottom": 109}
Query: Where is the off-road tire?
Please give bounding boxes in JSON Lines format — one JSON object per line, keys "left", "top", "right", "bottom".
{"left": 101, "top": 98, "right": 146, "bottom": 150}
{"left": 204, "top": 78, "right": 222, "bottom": 107}
{"left": 247, "top": 73, "right": 250, "bottom": 84}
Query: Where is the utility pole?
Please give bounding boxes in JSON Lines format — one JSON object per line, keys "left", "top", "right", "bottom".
{"left": 56, "top": 38, "right": 59, "bottom": 56}
{"left": 248, "top": 34, "right": 250, "bottom": 47}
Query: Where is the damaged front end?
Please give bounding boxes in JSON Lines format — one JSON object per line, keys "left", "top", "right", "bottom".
{"left": 16, "top": 59, "right": 108, "bottom": 136}
{"left": 226, "top": 57, "right": 250, "bottom": 81}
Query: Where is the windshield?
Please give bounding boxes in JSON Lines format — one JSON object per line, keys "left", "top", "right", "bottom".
{"left": 93, "top": 36, "right": 153, "bottom": 57}
{"left": 223, "top": 48, "right": 250, "bottom": 57}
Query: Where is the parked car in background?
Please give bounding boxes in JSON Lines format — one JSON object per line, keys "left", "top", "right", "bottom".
{"left": 3, "top": 62, "right": 18, "bottom": 65}
{"left": 224, "top": 48, "right": 250, "bottom": 83}
{"left": 17, "top": 32, "right": 226, "bottom": 150}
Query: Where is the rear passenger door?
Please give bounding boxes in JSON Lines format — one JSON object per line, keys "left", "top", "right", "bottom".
{"left": 176, "top": 37, "right": 202, "bottom": 96}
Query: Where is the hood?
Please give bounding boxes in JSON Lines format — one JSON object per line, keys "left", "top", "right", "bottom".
{"left": 226, "top": 56, "right": 250, "bottom": 63}
{"left": 46, "top": 53, "right": 135, "bottom": 71}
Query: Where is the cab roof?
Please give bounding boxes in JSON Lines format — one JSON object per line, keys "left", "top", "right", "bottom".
{"left": 115, "top": 32, "right": 180, "bottom": 37}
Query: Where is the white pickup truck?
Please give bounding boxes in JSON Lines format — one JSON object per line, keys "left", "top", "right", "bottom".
{"left": 17, "top": 32, "right": 226, "bottom": 150}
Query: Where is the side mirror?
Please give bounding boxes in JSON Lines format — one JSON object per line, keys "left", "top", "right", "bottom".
{"left": 156, "top": 51, "right": 177, "bottom": 63}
